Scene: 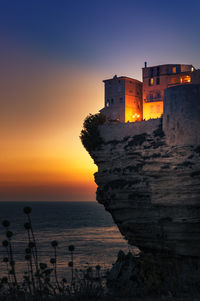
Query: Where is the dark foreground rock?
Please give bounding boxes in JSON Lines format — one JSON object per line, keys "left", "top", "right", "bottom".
{"left": 107, "top": 250, "right": 200, "bottom": 299}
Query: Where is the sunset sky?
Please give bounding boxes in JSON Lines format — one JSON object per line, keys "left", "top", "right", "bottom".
{"left": 1, "top": 0, "right": 200, "bottom": 201}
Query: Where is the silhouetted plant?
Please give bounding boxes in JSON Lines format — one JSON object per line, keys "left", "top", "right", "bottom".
{"left": 80, "top": 113, "right": 106, "bottom": 153}
{"left": 2, "top": 221, "right": 18, "bottom": 290}
{"left": 50, "top": 240, "right": 61, "bottom": 292}
{"left": 68, "top": 244, "right": 75, "bottom": 284}
{"left": 0, "top": 206, "right": 106, "bottom": 300}
{"left": 23, "top": 206, "right": 42, "bottom": 292}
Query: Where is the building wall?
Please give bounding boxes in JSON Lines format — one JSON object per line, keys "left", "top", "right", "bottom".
{"left": 102, "top": 76, "right": 142, "bottom": 123}
{"left": 191, "top": 69, "right": 200, "bottom": 84}
{"left": 99, "top": 118, "right": 160, "bottom": 142}
{"left": 125, "top": 80, "right": 143, "bottom": 122}
{"left": 143, "top": 101, "right": 163, "bottom": 120}
{"left": 163, "top": 84, "right": 200, "bottom": 146}
{"left": 103, "top": 77, "right": 126, "bottom": 122}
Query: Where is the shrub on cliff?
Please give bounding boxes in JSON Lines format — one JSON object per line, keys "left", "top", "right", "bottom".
{"left": 80, "top": 113, "right": 106, "bottom": 153}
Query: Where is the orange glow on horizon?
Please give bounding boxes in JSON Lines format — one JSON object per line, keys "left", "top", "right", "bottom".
{"left": 0, "top": 48, "right": 103, "bottom": 201}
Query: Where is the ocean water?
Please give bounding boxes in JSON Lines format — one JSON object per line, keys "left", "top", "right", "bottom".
{"left": 0, "top": 201, "right": 131, "bottom": 279}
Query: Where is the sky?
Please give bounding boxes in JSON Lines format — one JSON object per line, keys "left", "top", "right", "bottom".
{"left": 1, "top": 0, "right": 200, "bottom": 201}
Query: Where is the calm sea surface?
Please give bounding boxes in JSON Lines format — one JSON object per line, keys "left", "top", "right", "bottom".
{"left": 0, "top": 201, "right": 131, "bottom": 279}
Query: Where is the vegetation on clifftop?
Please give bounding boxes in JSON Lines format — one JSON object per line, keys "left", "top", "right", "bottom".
{"left": 80, "top": 113, "right": 106, "bottom": 153}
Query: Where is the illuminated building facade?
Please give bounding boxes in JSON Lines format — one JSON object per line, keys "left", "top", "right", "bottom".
{"left": 100, "top": 75, "right": 143, "bottom": 122}
{"left": 142, "top": 63, "right": 194, "bottom": 120}
{"left": 101, "top": 64, "right": 200, "bottom": 122}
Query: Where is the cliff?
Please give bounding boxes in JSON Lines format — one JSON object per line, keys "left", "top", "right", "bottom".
{"left": 86, "top": 84, "right": 200, "bottom": 258}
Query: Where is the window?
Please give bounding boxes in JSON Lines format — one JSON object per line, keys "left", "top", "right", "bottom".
{"left": 170, "top": 77, "right": 178, "bottom": 84}
{"left": 156, "top": 92, "right": 161, "bottom": 99}
{"left": 181, "top": 76, "right": 191, "bottom": 83}
{"left": 120, "top": 97, "right": 123, "bottom": 103}
{"left": 156, "top": 77, "right": 160, "bottom": 85}
{"left": 149, "top": 78, "right": 154, "bottom": 86}
{"left": 106, "top": 99, "right": 110, "bottom": 107}
{"left": 150, "top": 67, "right": 154, "bottom": 77}
{"left": 157, "top": 67, "right": 160, "bottom": 76}
{"left": 147, "top": 94, "right": 153, "bottom": 101}
{"left": 172, "top": 67, "right": 176, "bottom": 73}
{"left": 111, "top": 98, "right": 114, "bottom": 104}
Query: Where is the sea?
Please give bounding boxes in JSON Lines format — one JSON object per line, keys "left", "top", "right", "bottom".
{"left": 0, "top": 201, "right": 132, "bottom": 280}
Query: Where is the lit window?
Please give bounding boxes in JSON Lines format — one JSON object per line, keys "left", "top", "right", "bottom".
{"left": 170, "top": 77, "right": 177, "bottom": 84}
{"left": 106, "top": 100, "right": 110, "bottom": 107}
{"left": 182, "top": 76, "right": 191, "bottom": 83}
{"left": 149, "top": 78, "right": 154, "bottom": 86}
{"left": 191, "top": 67, "right": 194, "bottom": 72}
{"left": 172, "top": 67, "right": 176, "bottom": 73}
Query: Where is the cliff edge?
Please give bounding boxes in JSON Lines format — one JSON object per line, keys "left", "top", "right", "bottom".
{"left": 83, "top": 84, "right": 200, "bottom": 258}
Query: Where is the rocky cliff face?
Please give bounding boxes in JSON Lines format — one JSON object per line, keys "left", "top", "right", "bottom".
{"left": 92, "top": 122, "right": 200, "bottom": 257}
{"left": 87, "top": 84, "right": 200, "bottom": 258}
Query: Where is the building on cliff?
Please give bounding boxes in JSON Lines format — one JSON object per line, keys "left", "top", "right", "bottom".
{"left": 142, "top": 63, "right": 194, "bottom": 120}
{"left": 100, "top": 75, "right": 143, "bottom": 122}
{"left": 101, "top": 63, "right": 200, "bottom": 122}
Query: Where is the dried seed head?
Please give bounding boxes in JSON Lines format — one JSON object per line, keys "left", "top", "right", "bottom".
{"left": 25, "top": 254, "right": 31, "bottom": 261}
{"left": 6, "top": 231, "right": 13, "bottom": 239}
{"left": 25, "top": 248, "right": 31, "bottom": 254}
{"left": 68, "top": 245, "right": 75, "bottom": 252}
{"left": 1, "top": 277, "right": 8, "bottom": 283}
{"left": 10, "top": 260, "right": 15, "bottom": 266}
{"left": 40, "top": 263, "right": 47, "bottom": 270}
{"left": 96, "top": 265, "right": 101, "bottom": 271}
{"left": 68, "top": 261, "right": 73, "bottom": 267}
{"left": 23, "top": 207, "right": 32, "bottom": 214}
{"left": 50, "top": 258, "right": 56, "bottom": 264}
{"left": 24, "top": 222, "right": 31, "bottom": 230}
{"left": 28, "top": 242, "right": 35, "bottom": 249}
{"left": 2, "top": 240, "right": 8, "bottom": 247}
{"left": 51, "top": 240, "right": 58, "bottom": 248}
{"left": 2, "top": 220, "right": 10, "bottom": 228}
{"left": 3, "top": 257, "right": 9, "bottom": 263}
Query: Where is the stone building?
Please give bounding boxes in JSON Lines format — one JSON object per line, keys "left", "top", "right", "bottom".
{"left": 100, "top": 75, "right": 143, "bottom": 122}
{"left": 142, "top": 63, "right": 194, "bottom": 120}
{"left": 101, "top": 64, "right": 200, "bottom": 122}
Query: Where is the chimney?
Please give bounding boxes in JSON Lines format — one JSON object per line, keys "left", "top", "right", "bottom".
{"left": 144, "top": 62, "right": 147, "bottom": 68}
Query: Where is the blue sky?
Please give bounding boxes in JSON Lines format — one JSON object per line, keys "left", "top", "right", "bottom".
{"left": 1, "top": 0, "right": 200, "bottom": 78}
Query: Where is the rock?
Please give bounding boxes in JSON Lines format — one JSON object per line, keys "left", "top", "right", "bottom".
{"left": 107, "top": 251, "right": 200, "bottom": 297}
{"left": 82, "top": 84, "right": 200, "bottom": 295}
{"left": 92, "top": 121, "right": 200, "bottom": 256}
